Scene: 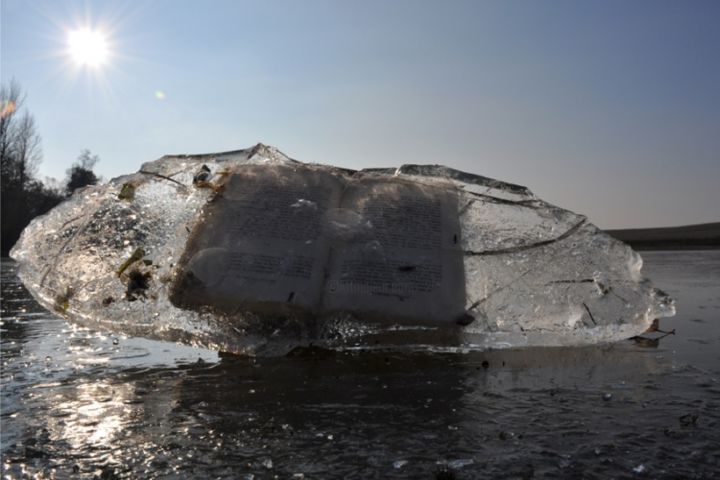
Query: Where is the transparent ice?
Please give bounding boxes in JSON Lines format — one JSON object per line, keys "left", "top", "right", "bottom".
{"left": 10, "top": 144, "right": 675, "bottom": 355}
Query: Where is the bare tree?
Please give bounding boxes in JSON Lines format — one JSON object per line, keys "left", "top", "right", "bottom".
{"left": 66, "top": 149, "right": 100, "bottom": 194}
{"left": 77, "top": 148, "right": 99, "bottom": 171}
{"left": 11, "top": 112, "right": 42, "bottom": 186}
{"left": 0, "top": 80, "right": 62, "bottom": 254}
{"left": 0, "top": 80, "right": 24, "bottom": 159}
{"left": 0, "top": 79, "right": 40, "bottom": 188}
{"left": 0, "top": 80, "right": 25, "bottom": 182}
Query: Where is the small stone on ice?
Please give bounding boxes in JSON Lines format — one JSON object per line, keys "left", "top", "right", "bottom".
{"left": 447, "top": 459, "right": 474, "bottom": 469}
{"left": 393, "top": 460, "right": 408, "bottom": 469}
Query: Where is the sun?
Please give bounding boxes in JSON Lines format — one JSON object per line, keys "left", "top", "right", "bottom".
{"left": 67, "top": 28, "right": 109, "bottom": 67}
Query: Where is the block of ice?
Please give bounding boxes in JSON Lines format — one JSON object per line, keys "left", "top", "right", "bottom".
{"left": 10, "top": 144, "right": 675, "bottom": 355}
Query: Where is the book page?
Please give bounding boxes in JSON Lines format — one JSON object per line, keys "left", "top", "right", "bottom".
{"left": 171, "top": 164, "right": 344, "bottom": 314}
{"left": 322, "top": 176, "right": 466, "bottom": 324}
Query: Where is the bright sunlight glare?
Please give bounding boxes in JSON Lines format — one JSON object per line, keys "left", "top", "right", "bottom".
{"left": 67, "top": 29, "right": 109, "bottom": 67}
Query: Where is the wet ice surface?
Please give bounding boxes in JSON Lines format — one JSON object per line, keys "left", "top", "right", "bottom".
{"left": 1, "top": 252, "right": 718, "bottom": 479}
{"left": 10, "top": 145, "right": 674, "bottom": 355}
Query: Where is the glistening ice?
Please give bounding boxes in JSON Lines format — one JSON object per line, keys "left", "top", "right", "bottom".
{"left": 10, "top": 144, "right": 675, "bottom": 355}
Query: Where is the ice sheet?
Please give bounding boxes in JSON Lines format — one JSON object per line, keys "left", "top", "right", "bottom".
{"left": 10, "top": 144, "right": 675, "bottom": 355}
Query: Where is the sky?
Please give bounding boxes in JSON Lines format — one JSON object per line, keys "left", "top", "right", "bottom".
{"left": 1, "top": 0, "right": 718, "bottom": 229}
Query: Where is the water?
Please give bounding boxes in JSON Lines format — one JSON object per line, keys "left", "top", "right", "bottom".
{"left": 1, "top": 251, "right": 718, "bottom": 479}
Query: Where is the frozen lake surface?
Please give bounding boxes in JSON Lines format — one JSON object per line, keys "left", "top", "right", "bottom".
{"left": 1, "top": 251, "right": 719, "bottom": 479}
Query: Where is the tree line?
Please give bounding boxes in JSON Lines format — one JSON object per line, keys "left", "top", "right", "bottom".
{"left": 1, "top": 81, "right": 99, "bottom": 255}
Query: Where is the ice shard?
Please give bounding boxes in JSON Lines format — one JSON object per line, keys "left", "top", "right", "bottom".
{"left": 10, "top": 144, "right": 675, "bottom": 355}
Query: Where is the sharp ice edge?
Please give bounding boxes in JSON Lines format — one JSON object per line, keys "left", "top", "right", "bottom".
{"left": 10, "top": 144, "right": 675, "bottom": 355}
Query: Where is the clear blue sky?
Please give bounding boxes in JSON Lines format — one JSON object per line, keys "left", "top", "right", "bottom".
{"left": 2, "top": 0, "right": 718, "bottom": 228}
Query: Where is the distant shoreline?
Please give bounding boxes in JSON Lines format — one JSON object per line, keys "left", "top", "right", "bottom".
{"left": 605, "top": 222, "right": 720, "bottom": 250}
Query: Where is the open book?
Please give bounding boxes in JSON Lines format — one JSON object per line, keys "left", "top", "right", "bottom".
{"left": 170, "top": 163, "right": 466, "bottom": 325}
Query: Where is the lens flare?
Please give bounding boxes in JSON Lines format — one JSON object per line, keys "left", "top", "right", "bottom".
{"left": 1, "top": 100, "right": 16, "bottom": 119}
{"left": 67, "top": 29, "right": 109, "bottom": 67}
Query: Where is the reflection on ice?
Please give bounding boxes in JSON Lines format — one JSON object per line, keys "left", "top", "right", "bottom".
{"left": 57, "top": 380, "right": 129, "bottom": 448}
{"left": 10, "top": 144, "right": 674, "bottom": 355}
{"left": 3, "top": 252, "right": 718, "bottom": 479}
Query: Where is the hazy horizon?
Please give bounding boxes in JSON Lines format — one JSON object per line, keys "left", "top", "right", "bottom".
{"left": 2, "top": 0, "right": 718, "bottom": 229}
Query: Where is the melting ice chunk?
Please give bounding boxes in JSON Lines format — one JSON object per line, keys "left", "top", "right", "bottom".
{"left": 10, "top": 143, "right": 675, "bottom": 355}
